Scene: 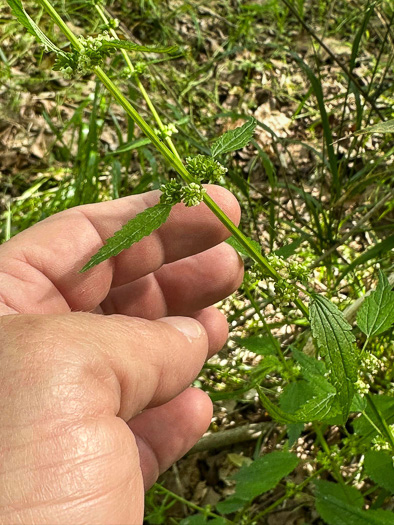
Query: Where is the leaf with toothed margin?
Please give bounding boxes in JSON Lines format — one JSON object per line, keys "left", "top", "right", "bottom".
{"left": 310, "top": 294, "right": 358, "bottom": 422}
{"left": 80, "top": 203, "right": 172, "bottom": 272}
{"left": 211, "top": 118, "right": 257, "bottom": 158}
{"left": 357, "top": 270, "right": 394, "bottom": 337}
{"left": 6, "top": 0, "right": 66, "bottom": 56}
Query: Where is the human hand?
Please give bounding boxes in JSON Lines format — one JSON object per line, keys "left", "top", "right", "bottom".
{"left": 0, "top": 186, "right": 243, "bottom": 524}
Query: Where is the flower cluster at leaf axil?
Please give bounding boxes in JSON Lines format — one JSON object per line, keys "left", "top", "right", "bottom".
{"left": 160, "top": 180, "right": 206, "bottom": 207}
{"left": 186, "top": 155, "right": 227, "bottom": 182}
{"left": 56, "top": 32, "right": 115, "bottom": 78}
{"left": 156, "top": 123, "right": 177, "bottom": 140}
{"left": 249, "top": 253, "right": 309, "bottom": 305}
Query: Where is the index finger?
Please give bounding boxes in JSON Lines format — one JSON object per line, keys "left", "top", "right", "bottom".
{"left": 0, "top": 185, "right": 240, "bottom": 314}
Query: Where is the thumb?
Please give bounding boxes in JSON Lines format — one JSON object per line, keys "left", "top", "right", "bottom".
{"left": 0, "top": 313, "right": 210, "bottom": 525}
{"left": 0, "top": 312, "right": 209, "bottom": 422}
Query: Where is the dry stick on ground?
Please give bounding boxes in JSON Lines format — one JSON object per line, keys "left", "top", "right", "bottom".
{"left": 188, "top": 422, "right": 273, "bottom": 455}
{"left": 311, "top": 193, "right": 392, "bottom": 268}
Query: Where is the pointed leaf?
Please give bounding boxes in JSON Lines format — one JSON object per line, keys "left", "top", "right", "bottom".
{"left": 281, "top": 375, "right": 339, "bottom": 423}
{"left": 211, "top": 118, "right": 257, "bottom": 158}
{"left": 364, "top": 451, "right": 394, "bottom": 494}
{"left": 357, "top": 271, "right": 394, "bottom": 337}
{"left": 234, "top": 334, "right": 279, "bottom": 356}
{"left": 310, "top": 294, "right": 358, "bottom": 420}
{"left": 294, "top": 390, "right": 339, "bottom": 422}
{"left": 81, "top": 203, "right": 172, "bottom": 272}
{"left": 315, "top": 480, "right": 394, "bottom": 525}
{"left": 232, "top": 451, "right": 299, "bottom": 501}
{"left": 109, "top": 137, "right": 151, "bottom": 155}
{"left": 7, "top": 0, "right": 65, "bottom": 55}
{"left": 101, "top": 39, "right": 178, "bottom": 54}
{"left": 274, "top": 235, "right": 306, "bottom": 259}
{"left": 292, "top": 348, "right": 327, "bottom": 380}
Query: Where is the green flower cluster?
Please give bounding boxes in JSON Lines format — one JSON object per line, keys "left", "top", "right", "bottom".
{"left": 186, "top": 155, "right": 227, "bottom": 183}
{"left": 160, "top": 180, "right": 206, "bottom": 207}
{"left": 156, "top": 123, "right": 177, "bottom": 140}
{"left": 77, "top": 32, "right": 114, "bottom": 74}
{"left": 56, "top": 32, "right": 115, "bottom": 78}
{"left": 133, "top": 61, "right": 147, "bottom": 76}
{"left": 181, "top": 182, "right": 206, "bottom": 207}
{"left": 248, "top": 253, "right": 309, "bottom": 306}
{"left": 266, "top": 253, "right": 309, "bottom": 283}
{"left": 159, "top": 179, "right": 182, "bottom": 205}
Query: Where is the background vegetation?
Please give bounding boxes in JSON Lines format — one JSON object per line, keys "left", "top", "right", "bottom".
{"left": 1, "top": 0, "right": 393, "bottom": 523}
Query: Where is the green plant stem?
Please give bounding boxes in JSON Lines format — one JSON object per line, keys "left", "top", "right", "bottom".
{"left": 366, "top": 393, "right": 394, "bottom": 451}
{"left": 37, "top": 0, "right": 309, "bottom": 318}
{"left": 94, "top": 4, "right": 181, "bottom": 160}
{"left": 154, "top": 485, "right": 235, "bottom": 523}
{"left": 38, "top": 0, "right": 83, "bottom": 51}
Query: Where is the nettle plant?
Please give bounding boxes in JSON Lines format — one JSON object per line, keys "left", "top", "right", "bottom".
{"left": 8, "top": 1, "right": 394, "bottom": 523}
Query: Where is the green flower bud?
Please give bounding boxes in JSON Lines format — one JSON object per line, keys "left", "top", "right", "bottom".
{"left": 186, "top": 155, "right": 227, "bottom": 182}
{"left": 181, "top": 183, "right": 206, "bottom": 207}
{"left": 160, "top": 179, "right": 182, "bottom": 205}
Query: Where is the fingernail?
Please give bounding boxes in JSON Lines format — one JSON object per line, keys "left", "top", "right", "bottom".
{"left": 160, "top": 317, "right": 203, "bottom": 342}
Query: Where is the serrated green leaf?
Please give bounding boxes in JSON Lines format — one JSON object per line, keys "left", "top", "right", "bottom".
{"left": 350, "top": 393, "right": 367, "bottom": 413}
{"left": 232, "top": 451, "right": 299, "bottom": 501}
{"left": 280, "top": 380, "right": 315, "bottom": 411}
{"left": 233, "top": 334, "right": 279, "bottom": 355}
{"left": 257, "top": 386, "right": 300, "bottom": 424}
{"left": 226, "top": 235, "right": 261, "bottom": 258}
{"left": 310, "top": 294, "right": 358, "bottom": 420}
{"left": 211, "top": 118, "right": 257, "bottom": 158}
{"left": 292, "top": 349, "right": 327, "bottom": 381}
{"left": 101, "top": 39, "right": 178, "bottom": 54}
{"left": 7, "top": 0, "right": 65, "bottom": 56}
{"left": 356, "top": 119, "right": 394, "bottom": 135}
{"left": 357, "top": 271, "right": 394, "bottom": 337}
{"left": 364, "top": 451, "right": 394, "bottom": 494}
{"left": 315, "top": 480, "right": 394, "bottom": 525}
{"left": 280, "top": 375, "right": 339, "bottom": 423}
{"left": 294, "top": 390, "right": 338, "bottom": 422}
{"left": 80, "top": 203, "right": 172, "bottom": 272}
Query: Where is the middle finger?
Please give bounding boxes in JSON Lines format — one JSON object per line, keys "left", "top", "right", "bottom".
{"left": 100, "top": 242, "right": 243, "bottom": 319}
